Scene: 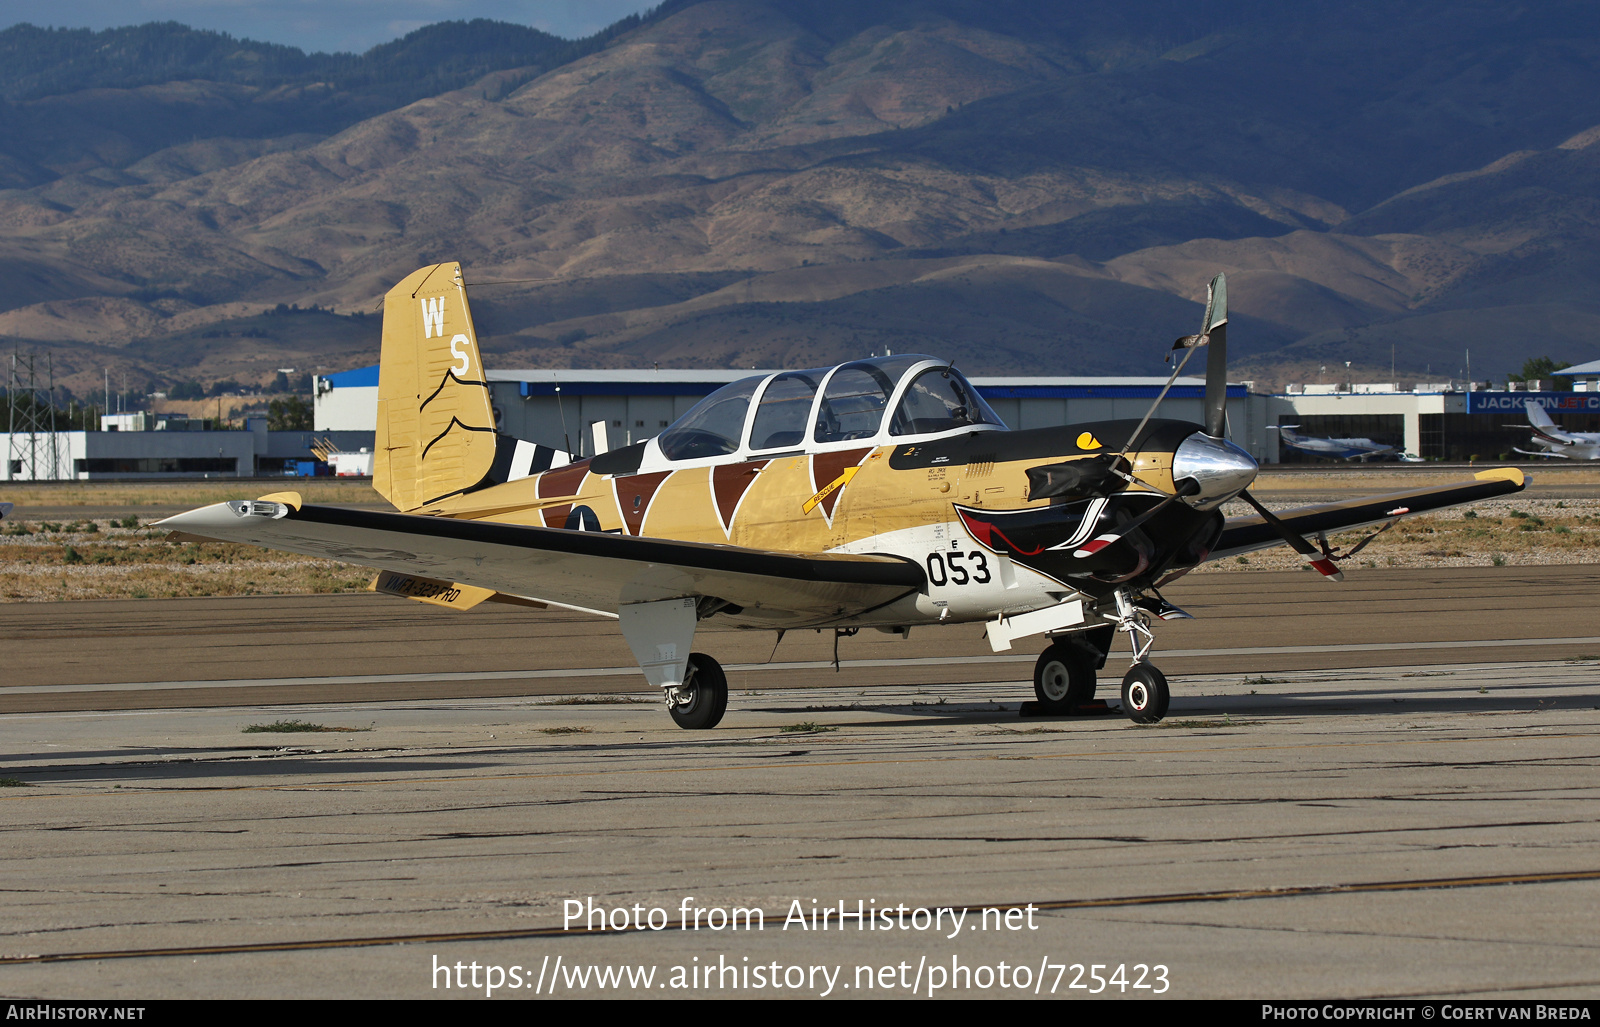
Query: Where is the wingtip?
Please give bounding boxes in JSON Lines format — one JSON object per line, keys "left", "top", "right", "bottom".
{"left": 256, "top": 491, "right": 303, "bottom": 511}
{"left": 1473, "top": 467, "right": 1526, "bottom": 487}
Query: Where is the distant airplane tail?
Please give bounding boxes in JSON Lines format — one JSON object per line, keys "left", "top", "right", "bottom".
{"left": 1526, "top": 400, "right": 1557, "bottom": 429}
{"left": 373, "top": 262, "right": 574, "bottom": 511}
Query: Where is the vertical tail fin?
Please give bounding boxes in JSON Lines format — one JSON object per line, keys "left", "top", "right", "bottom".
{"left": 374, "top": 263, "right": 499, "bottom": 511}
{"left": 1526, "top": 400, "right": 1557, "bottom": 429}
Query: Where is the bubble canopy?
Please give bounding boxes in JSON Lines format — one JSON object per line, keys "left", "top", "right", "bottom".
{"left": 655, "top": 356, "right": 1004, "bottom": 462}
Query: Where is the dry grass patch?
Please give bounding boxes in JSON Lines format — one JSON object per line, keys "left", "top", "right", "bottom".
{"left": 0, "top": 520, "right": 368, "bottom": 601}
{"left": 1145, "top": 716, "right": 1255, "bottom": 729}
{"left": 242, "top": 720, "right": 370, "bottom": 733}
{"left": 1197, "top": 498, "right": 1600, "bottom": 573}
{"left": 3, "top": 480, "right": 385, "bottom": 509}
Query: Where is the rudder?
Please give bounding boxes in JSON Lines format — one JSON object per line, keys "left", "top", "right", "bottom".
{"left": 374, "top": 263, "right": 498, "bottom": 511}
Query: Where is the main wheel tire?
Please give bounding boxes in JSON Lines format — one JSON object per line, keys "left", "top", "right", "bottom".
{"left": 1032, "top": 641, "right": 1097, "bottom": 714}
{"left": 668, "top": 652, "right": 728, "bottom": 730}
{"left": 1120, "top": 664, "right": 1170, "bottom": 724}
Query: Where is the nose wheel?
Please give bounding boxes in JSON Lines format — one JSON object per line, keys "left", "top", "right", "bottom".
{"left": 1110, "top": 589, "right": 1171, "bottom": 724}
{"left": 1120, "top": 664, "right": 1170, "bottom": 724}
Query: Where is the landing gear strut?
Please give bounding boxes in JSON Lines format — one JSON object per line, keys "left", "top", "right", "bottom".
{"left": 1111, "top": 589, "right": 1170, "bottom": 724}
{"left": 667, "top": 652, "right": 728, "bottom": 729}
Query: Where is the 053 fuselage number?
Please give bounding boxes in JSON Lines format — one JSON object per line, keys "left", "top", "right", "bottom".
{"left": 926, "top": 551, "right": 990, "bottom": 587}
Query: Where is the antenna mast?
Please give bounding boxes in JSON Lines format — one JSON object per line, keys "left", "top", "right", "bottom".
{"left": 7, "top": 349, "right": 60, "bottom": 480}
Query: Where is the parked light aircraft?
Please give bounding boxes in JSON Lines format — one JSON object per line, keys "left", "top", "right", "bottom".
{"left": 1277, "top": 426, "right": 1400, "bottom": 461}
{"left": 1512, "top": 401, "right": 1600, "bottom": 460}
{"left": 161, "top": 265, "right": 1526, "bottom": 728}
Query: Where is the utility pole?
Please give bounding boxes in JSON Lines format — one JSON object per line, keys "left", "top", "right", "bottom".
{"left": 7, "top": 349, "right": 60, "bottom": 480}
{"left": 48, "top": 353, "right": 58, "bottom": 476}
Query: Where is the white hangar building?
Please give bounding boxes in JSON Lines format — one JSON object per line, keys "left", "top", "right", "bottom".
{"left": 313, "top": 364, "right": 1276, "bottom": 463}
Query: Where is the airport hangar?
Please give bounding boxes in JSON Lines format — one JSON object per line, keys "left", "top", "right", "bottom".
{"left": 313, "top": 364, "right": 1276, "bottom": 459}
{"left": 1, "top": 413, "right": 375, "bottom": 482}
{"left": 1277, "top": 381, "right": 1600, "bottom": 462}
{"left": 312, "top": 363, "right": 1600, "bottom": 465}
{"left": 8, "top": 366, "right": 1597, "bottom": 482}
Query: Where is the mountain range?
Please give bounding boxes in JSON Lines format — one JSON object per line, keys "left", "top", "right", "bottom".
{"left": 2, "top": 0, "right": 1598, "bottom": 398}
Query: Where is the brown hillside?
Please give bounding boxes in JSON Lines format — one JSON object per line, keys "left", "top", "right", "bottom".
{"left": 3, "top": 0, "right": 1600, "bottom": 396}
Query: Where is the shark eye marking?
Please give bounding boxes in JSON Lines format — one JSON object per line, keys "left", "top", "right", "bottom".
{"left": 1077, "top": 432, "right": 1103, "bottom": 450}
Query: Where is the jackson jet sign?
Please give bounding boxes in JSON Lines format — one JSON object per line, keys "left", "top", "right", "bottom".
{"left": 1469, "top": 392, "right": 1600, "bottom": 414}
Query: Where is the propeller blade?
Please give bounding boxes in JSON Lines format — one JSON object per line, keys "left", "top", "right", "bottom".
{"left": 1202, "top": 273, "right": 1229, "bottom": 438}
{"left": 1119, "top": 271, "right": 1230, "bottom": 459}
{"left": 1238, "top": 488, "right": 1345, "bottom": 580}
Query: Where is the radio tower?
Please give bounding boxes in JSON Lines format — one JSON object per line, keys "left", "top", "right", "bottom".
{"left": 7, "top": 350, "right": 60, "bottom": 480}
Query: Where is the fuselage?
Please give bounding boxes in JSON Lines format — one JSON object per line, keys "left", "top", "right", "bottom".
{"left": 1521, "top": 433, "right": 1600, "bottom": 460}
{"left": 418, "top": 357, "right": 1257, "bottom": 631}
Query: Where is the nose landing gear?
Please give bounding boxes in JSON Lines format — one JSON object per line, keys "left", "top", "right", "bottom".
{"left": 1111, "top": 589, "right": 1171, "bottom": 724}
{"left": 1120, "top": 663, "right": 1170, "bottom": 724}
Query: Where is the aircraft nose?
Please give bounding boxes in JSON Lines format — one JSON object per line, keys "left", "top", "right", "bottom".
{"left": 1172, "top": 432, "right": 1258, "bottom": 510}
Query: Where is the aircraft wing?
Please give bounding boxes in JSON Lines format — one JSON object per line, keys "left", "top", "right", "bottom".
{"left": 159, "top": 500, "right": 923, "bottom": 622}
{"left": 1211, "top": 468, "right": 1525, "bottom": 559}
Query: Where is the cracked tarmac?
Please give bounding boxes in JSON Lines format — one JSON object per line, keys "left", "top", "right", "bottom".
{"left": 2, "top": 567, "right": 1599, "bottom": 998}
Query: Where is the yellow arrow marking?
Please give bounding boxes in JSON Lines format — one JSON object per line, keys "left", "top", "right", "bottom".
{"left": 802, "top": 465, "right": 860, "bottom": 514}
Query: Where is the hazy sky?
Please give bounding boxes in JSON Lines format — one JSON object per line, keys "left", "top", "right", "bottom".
{"left": 6, "top": 1, "right": 664, "bottom": 54}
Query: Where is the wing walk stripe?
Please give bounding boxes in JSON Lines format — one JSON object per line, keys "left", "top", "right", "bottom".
{"left": 508, "top": 440, "right": 537, "bottom": 480}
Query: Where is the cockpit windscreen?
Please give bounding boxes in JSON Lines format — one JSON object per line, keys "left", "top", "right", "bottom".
{"left": 889, "top": 366, "right": 1005, "bottom": 435}
{"left": 656, "top": 375, "right": 763, "bottom": 460}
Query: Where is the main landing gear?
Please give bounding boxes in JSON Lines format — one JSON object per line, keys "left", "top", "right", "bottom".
{"left": 1031, "top": 639, "right": 1099, "bottom": 715}
{"left": 667, "top": 652, "right": 728, "bottom": 730}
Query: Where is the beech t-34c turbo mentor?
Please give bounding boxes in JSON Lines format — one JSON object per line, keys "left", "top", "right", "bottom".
{"left": 162, "top": 264, "right": 1526, "bottom": 729}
